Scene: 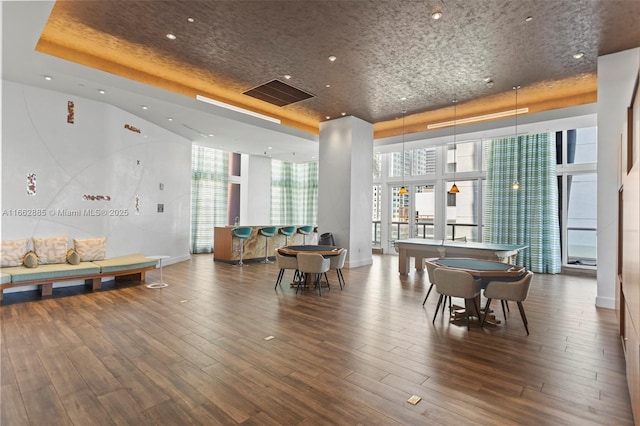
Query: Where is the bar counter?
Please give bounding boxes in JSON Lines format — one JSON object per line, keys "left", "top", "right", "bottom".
{"left": 213, "top": 226, "right": 317, "bottom": 263}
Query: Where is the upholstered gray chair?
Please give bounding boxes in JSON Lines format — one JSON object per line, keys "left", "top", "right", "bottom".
{"left": 432, "top": 268, "right": 482, "bottom": 330}
{"left": 296, "top": 253, "right": 330, "bottom": 295}
{"left": 274, "top": 251, "right": 298, "bottom": 290}
{"left": 481, "top": 271, "right": 534, "bottom": 335}
{"left": 324, "top": 249, "right": 347, "bottom": 289}
{"left": 422, "top": 260, "right": 439, "bottom": 306}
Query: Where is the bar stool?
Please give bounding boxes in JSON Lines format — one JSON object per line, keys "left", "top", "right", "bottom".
{"left": 258, "top": 226, "right": 277, "bottom": 263}
{"left": 232, "top": 226, "right": 253, "bottom": 266}
{"left": 279, "top": 226, "right": 296, "bottom": 246}
{"left": 297, "top": 225, "right": 314, "bottom": 245}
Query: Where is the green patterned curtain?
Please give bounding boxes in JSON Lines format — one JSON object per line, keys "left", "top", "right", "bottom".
{"left": 484, "top": 133, "right": 561, "bottom": 273}
{"left": 191, "top": 145, "right": 229, "bottom": 253}
{"left": 271, "top": 160, "right": 318, "bottom": 225}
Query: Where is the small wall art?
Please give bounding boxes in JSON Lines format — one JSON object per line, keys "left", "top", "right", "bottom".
{"left": 67, "top": 101, "right": 74, "bottom": 124}
{"left": 135, "top": 194, "right": 140, "bottom": 215}
{"left": 82, "top": 195, "right": 111, "bottom": 201}
{"left": 124, "top": 124, "right": 141, "bottom": 133}
{"left": 27, "top": 173, "right": 36, "bottom": 196}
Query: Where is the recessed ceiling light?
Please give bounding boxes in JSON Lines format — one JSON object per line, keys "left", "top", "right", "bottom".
{"left": 208, "top": 134, "right": 214, "bottom": 137}
{"left": 341, "top": 112, "right": 346, "bottom": 116}
{"left": 328, "top": 55, "right": 337, "bottom": 62}
{"left": 326, "top": 116, "right": 331, "bottom": 119}
{"left": 431, "top": 10, "right": 443, "bottom": 20}
{"left": 44, "top": 75, "right": 53, "bottom": 81}
{"left": 167, "top": 117, "right": 173, "bottom": 121}
{"left": 141, "top": 105, "right": 148, "bottom": 110}
{"left": 400, "top": 97, "right": 407, "bottom": 101}
{"left": 98, "top": 89, "right": 106, "bottom": 94}
{"left": 325, "top": 84, "right": 331, "bottom": 88}
{"left": 284, "top": 74, "right": 291, "bottom": 79}
{"left": 573, "top": 52, "right": 585, "bottom": 59}
{"left": 525, "top": 16, "right": 533, "bottom": 22}
{"left": 166, "top": 33, "right": 177, "bottom": 40}
{"left": 187, "top": 17, "right": 194, "bottom": 23}
{"left": 268, "top": 146, "right": 273, "bottom": 150}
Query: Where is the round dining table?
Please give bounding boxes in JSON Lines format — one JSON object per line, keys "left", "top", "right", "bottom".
{"left": 277, "top": 245, "right": 344, "bottom": 257}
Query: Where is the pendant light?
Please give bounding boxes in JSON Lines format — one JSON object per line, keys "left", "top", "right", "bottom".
{"left": 448, "top": 99, "right": 459, "bottom": 194}
{"left": 399, "top": 106, "right": 408, "bottom": 195}
{"left": 512, "top": 85, "right": 521, "bottom": 190}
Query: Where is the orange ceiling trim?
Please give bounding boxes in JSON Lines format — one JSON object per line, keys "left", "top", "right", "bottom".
{"left": 36, "top": 32, "right": 320, "bottom": 135}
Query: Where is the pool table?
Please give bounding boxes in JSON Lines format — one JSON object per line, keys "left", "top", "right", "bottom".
{"left": 395, "top": 238, "right": 527, "bottom": 275}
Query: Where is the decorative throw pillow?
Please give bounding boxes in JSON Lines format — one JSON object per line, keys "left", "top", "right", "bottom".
{"left": 74, "top": 237, "right": 107, "bottom": 261}
{"left": 66, "top": 248, "right": 80, "bottom": 265}
{"left": 33, "top": 236, "right": 68, "bottom": 264}
{"left": 1, "top": 239, "right": 30, "bottom": 267}
{"left": 23, "top": 251, "right": 39, "bottom": 268}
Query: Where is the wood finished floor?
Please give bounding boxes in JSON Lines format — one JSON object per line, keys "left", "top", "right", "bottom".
{"left": 0, "top": 254, "right": 634, "bottom": 425}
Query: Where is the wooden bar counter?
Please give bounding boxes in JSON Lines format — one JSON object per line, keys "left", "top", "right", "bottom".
{"left": 213, "top": 226, "right": 316, "bottom": 263}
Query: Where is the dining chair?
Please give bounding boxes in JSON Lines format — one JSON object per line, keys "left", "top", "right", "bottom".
{"left": 324, "top": 249, "right": 347, "bottom": 289}
{"left": 481, "top": 271, "right": 534, "bottom": 335}
{"left": 422, "top": 260, "right": 438, "bottom": 306}
{"left": 274, "top": 251, "right": 299, "bottom": 290}
{"left": 296, "top": 253, "right": 330, "bottom": 295}
{"left": 432, "top": 267, "right": 482, "bottom": 330}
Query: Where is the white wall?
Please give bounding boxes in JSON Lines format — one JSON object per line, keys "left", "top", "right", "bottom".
{"left": 596, "top": 48, "right": 640, "bottom": 308}
{"left": 1, "top": 81, "right": 192, "bottom": 269}
{"left": 240, "top": 154, "right": 271, "bottom": 224}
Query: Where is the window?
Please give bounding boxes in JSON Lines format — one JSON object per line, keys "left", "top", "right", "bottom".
{"left": 447, "top": 141, "right": 479, "bottom": 173}
{"left": 446, "top": 179, "right": 480, "bottom": 242}
{"left": 191, "top": 145, "right": 229, "bottom": 253}
{"left": 566, "top": 173, "right": 597, "bottom": 265}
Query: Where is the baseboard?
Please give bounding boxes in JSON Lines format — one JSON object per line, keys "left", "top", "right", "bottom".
{"left": 595, "top": 296, "right": 615, "bottom": 309}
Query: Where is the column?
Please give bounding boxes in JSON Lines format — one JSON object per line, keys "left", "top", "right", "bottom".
{"left": 318, "top": 116, "right": 373, "bottom": 268}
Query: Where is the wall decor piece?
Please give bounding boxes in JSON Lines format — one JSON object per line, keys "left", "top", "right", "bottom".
{"left": 157, "top": 203, "right": 164, "bottom": 213}
{"left": 159, "top": 183, "right": 164, "bottom": 190}
{"left": 82, "top": 195, "right": 111, "bottom": 201}
{"left": 67, "top": 100, "right": 74, "bottom": 124}
{"left": 124, "top": 124, "right": 141, "bottom": 133}
{"left": 137, "top": 160, "right": 140, "bottom": 165}
{"left": 135, "top": 194, "right": 140, "bottom": 215}
{"left": 27, "top": 173, "right": 36, "bottom": 195}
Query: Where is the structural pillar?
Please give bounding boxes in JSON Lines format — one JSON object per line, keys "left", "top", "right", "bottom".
{"left": 318, "top": 116, "right": 373, "bottom": 268}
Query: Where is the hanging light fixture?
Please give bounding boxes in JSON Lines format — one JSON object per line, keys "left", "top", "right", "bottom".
{"left": 448, "top": 99, "right": 460, "bottom": 194}
{"left": 512, "top": 85, "right": 521, "bottom": 190}
{"left": 399, "top": 106, "right": 408, "bottom": 195}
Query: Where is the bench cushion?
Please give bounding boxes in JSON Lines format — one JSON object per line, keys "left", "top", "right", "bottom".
{"left": 4, "top": 262, "right": 100, "bottom": 283}
{"left": 92, "top": 254, "right": 158, "bottom": 274}
{"left": 0, "top": 272, "right": 11, "bottom": 285}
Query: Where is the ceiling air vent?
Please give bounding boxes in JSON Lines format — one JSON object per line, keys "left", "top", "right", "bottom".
{"left": 243, "top": 79, "right": 315, "bottom": 107}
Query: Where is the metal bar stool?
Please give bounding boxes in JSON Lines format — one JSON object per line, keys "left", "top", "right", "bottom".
{"left": 279, "top": 226, "right": 296, "bottom": 246}
{"left": 259, "top": 226, "right": 277, "bottom": 263}
{"left": 232, "top": 226, "right": 253, "bottom": 266}
{"left": 297, "top": 225, "right": 314, "bottom": 245}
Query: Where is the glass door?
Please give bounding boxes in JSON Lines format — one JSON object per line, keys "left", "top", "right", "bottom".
{"left": 390, "top": 185, "right": 411, "bottom": 247}
{"left": 414, "top": 184, "right": 435, "bottom": 239}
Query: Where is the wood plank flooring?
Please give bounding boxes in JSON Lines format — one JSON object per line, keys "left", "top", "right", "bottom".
{"left": 0, "top": 254, "right": 634, "bottom": 425}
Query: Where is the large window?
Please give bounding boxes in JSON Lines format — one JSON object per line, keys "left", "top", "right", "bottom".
{"left": 446, "top": 179, "right": 480, "bottom": 242}
{"left": 191, "top": 145, "right": 229, "bottom": 253}
{"left": 271, "top": 160, "right": 318, "bottom": 225}
{"left": 374, "top": 123, "right": 597, "bottom": 271}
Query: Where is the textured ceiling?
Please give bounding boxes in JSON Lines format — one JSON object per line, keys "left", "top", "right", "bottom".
{"left": 35, "top": 0, "right": 640, "bottom": 137}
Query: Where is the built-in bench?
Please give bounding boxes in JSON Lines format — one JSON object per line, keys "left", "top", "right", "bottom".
{"left": 0, "top": 254, "right": 159, "bottom": 302}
